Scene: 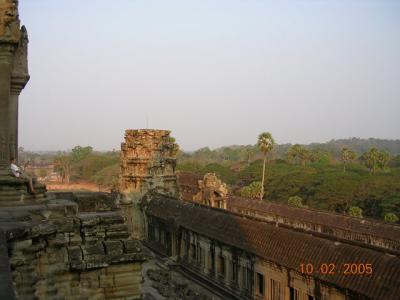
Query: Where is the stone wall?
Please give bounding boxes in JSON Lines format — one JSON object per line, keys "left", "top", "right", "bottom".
{"left": 0, "top": 198, "right": 146, "bottom": 300}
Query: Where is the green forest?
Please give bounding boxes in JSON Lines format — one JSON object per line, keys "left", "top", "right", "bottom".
{"left": 20, "top": 138, "right": 400, "bottom": 223}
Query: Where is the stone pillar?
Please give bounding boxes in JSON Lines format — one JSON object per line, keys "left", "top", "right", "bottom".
{"left": 0, "top": 0, "right": 27, "bottom": 175}
{"left": 10, "top": 25, "right": 30, "bottom": 163}
{"left": 10, "top": 74, "right": 29, "bottom": 161}
{"left": 0, "top": 43, "right": 15, "bottom": 175}
{"left": 0, "top": 3, "right": 44, "bottom": 205}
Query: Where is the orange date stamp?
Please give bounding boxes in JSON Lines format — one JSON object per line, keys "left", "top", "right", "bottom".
{"left": 300, "top": 263, "right": 373, "bottom": 275}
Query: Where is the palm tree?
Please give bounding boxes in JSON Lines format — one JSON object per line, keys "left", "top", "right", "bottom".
{"left": 377, "top": 150, "right": 391, "bottom": 172}
{"left": 257, "top": 132, "right": 275, "bottom": 200}
{"left": 341, "top": 148, "right": 356, "bottom": 172}
{"left": 360, "top": 148, "right": 391, "bottom": 174}
{"left": 361, "top": 148, "right": 379, "bottom": 175}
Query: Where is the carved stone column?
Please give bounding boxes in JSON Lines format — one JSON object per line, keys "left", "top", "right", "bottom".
{"left": 0, "top": 43, "right": 15, "bottom": 175}
{"left": 10, "top": 25, "right": 30, "bottom": 162}
{"left": 0, "top": 0, "right": 23, "bottom": 176}
{"left": 10, "top": 73, "right": 29, "bottom": 160}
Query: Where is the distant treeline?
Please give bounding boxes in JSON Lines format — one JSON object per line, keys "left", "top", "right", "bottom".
{"left": 177, "top": 138, "right": 400, "bottom": 165}
{"left": 17, "top": 138, "right": 400, "bottom": 222}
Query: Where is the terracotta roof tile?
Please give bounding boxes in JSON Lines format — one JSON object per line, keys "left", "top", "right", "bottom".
{"left": 228, "top": 196, "right": 400, "bottom": 244}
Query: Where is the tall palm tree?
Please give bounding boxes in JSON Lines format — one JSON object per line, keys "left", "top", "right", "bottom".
{"left": 257, "top": 132, "right": 275, "bottom": 201}
{"left": 377, "top": 150, "right": 391, "bottom": 172}
{"left": 341, "top": 148, "right": 356, "bottom": 172}
{"left": 361, "top": 148, "right": 379, "bottom": 175}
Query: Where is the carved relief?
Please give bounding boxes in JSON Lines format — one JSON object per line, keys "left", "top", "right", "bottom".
{"left": 12, "top": 24, "right": 28, "bottom": 76}
{"left": 0, "top": 0, "right": 20, "bottom": 42}
{"left": 193, "top": 173, "right": 228, "bottom": 209}
{"left": 119, "top": 129, "right": 179, "bottom": 198}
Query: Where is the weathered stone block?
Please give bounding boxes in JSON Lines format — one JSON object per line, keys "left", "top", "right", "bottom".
{"left": 99, "top": 213, "right": 124, "bottom": 225}
{"left": 104, "top": 284, "right": 140, "bottom": 298}
{"left": 35, "top": 222, "right": 57, "bottom": 236}
{"left": 114, "top": 273, "right": 141, "bottom": 287}
{"left": 82, "top": 226, "right": 100, "bottom": 235}
{"left": 70, "top": 261, "right": 86, "bottom": 271}
{"left": 123, "top": 240, "right": 142, "bottom": 253}
{"left": 104, "top": 240, "right": 123, "bottom": 255}
{"left": 83, "top": 242, "right": 105, "bottom": 256}
{"left": 53, "top": 218, "right": 74, "bottom": 233}
{"left": 68, "top": 232, "right": 82, "bottom": 245}
{"left": 106, "top": 263, "right": 140, "bottom": 274}
{"left": 9, "top": 255, "right": 25, "bottom": 268}
{"left": 67, "top": 246, "right": 82, "bottom": 261}
{"left": 47, "top": 263, "right": 68, "bottom": 275}
{"left": 47, "top": 233, "right": 68, "bottom": 247}
{"left": 79, "top": 214, "right": 100, "bottom": 227}
{"left": 80, "top": 270, "right": 100, "bottom": 281}
{"left": 23, "top": 240, "right": 46, "bottom": 253}
{"left": 85, "top": 256, "right": 109, "bottom": 270}
{"left": 107, "top": 224, "right": 128, "bottom": 232}
{"left": 99, "top": 274, "right": 114, "bottom": 288}
{"left": 105, "top": 231, "right": 129, "bottom": 239}
{"left": 9, "top": 239, "right": 32, "bottom": 250}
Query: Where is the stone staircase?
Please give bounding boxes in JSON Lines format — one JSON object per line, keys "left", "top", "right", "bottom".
{"left": 0, "top": 176, "right": 47, "bottom": 205}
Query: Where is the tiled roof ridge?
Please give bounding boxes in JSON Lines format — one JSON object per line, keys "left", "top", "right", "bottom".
{"left": 229, "top": 195, "right": 400, "bottom": 229}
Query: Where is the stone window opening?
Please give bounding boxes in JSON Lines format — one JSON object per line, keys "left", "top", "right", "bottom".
{"left": 198, "top": 246, "right": 205, "bottom": 267}
{"left": 231, "top": 261, "right": 238, "bottom": 283}
{"left": 289, "top": 287, "right": 301, "bottom": 300}
{"left": 160, "top": 230, "right": 165, "bottom": 245}
{"left": 256, "top": 272, "right": 265, "bottom": 296}
{"left": 208, "top": 252, "right": 213, "bottom": 272}
{"left": 219, "top": 256, "right": 225, "bottom": 277}
{"left": 270, "top": 278, "right": 282, "bottom": 300}
{"left": 242, "top": 266, "right": 252, "bottom": 291}
{"left": 190, "top": 243, "right": 196, "bottom": 261}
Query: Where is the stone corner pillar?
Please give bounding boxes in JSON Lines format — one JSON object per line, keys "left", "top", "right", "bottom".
{"left": 0, "top": 42, "right": 17, "bottom": 175}
{"left": 0, "top": 0, "right": 27, "bottom": 175}
{"left": 9, "top": 73, "right": 29, "bottom": 161}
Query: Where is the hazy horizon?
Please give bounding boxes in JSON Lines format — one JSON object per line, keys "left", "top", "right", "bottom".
{"left": 19, "top": 136, "right": 400, "bottom": 153}
{"left": 18, "top": 0, "right": 400, "bottom": 151}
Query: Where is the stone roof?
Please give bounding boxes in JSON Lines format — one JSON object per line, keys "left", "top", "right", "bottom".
{"left": 227, "top": 196, "right": 400, "bottom": 244}
{"left": 144, "top": 193, "right": 400, "bottom": 300}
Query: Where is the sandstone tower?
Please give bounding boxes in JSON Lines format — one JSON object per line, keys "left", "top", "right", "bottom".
{"left": 193, "top": 173, "right": 228, "bottom": 209}
{"left": 119, "top": 129, "right": 179, "bottom": 197}
{"left": 119, "top": 129, "right": 179, "bottom": 239}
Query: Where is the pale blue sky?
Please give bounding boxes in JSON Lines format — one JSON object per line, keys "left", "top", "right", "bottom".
{"left": 18, "top": 0, "right": 400, "bottom": 151}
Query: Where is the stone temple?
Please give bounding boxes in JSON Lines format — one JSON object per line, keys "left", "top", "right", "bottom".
{"left": 1, "top": 1, "right": 400, "bottom": 300}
